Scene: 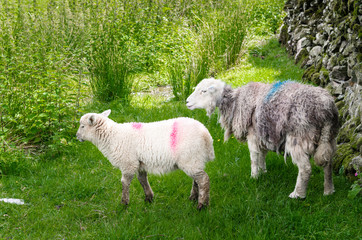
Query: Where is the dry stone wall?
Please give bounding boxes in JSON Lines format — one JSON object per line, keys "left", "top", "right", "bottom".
{"left": 279, "top": 0, "right": 361, "bottom": 177}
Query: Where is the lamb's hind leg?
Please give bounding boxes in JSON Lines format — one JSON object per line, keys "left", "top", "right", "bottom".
{"left": 189, "top": 180, "right": 199, "bottom": 201}
{"left": 289, "top": 152, "right": 311, "bottom": 199}
{"left": 192, "top": 171, "right": 210, "bottom": 210}
{"left": 138, "top": 171, "right": 154, "bottom": 202}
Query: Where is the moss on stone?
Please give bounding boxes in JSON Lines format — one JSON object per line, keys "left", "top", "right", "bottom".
{"left": 295, "top": 48, "right": 309, "bottom": 65}
{"left": 311, "top": 73, "right": 320, "bottom": 85}
{"left": 357, "top": 136, "right": 362, "bottom": 150}
{"left": 319, "top": 66, "right": 329, "bottom": 86}
{"left": 302, "top": 65, "right": 315, "bottom": 81}
{"left": 333, "top": 143, "right": 357, "bottom": 173}
{"left": 357, "top": 53, "right": 362, "bottom": 63}
{"left": 279, "top": 24, "right": 290, "bottom": 45}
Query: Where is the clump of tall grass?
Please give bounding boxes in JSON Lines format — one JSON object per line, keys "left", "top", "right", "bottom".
{"left": 88, "top": 18, "right": 133, "bottom": 103}
{"left": 166, "top": 1, "right": 247, "bottom": 99}
{"left": 0, "top": 0, "right": 88, "bottom": 148}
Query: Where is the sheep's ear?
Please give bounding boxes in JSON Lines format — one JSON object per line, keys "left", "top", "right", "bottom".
{"left": 208, "top": 85, "right": 216, "bottom": 93}
{"left": 88, "top": 114, "right": 96, "bottom": 126}
{"left": 101, "top": 109, "right": 111, "bottom": 118}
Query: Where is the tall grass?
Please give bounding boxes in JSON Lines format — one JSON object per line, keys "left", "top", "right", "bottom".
{"left": 0, "top": 0, "right": 286, "bottom": 156}
{"left": 0, "top": 0, "right": 88, "bottom": 147}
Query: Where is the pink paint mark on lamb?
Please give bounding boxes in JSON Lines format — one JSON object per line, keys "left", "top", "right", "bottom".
{"left": 132, "top": 123, "right": 143, "bottom": 130}
{"left": 170, "top": 121, "right": 178, "bottom": 151}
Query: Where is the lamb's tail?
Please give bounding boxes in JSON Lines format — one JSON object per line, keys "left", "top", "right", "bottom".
{"left": 314, "top": 123, "right": 336, "bottom": 167}
{"left": 203, "top": 131, "right": 215, "bottom": 161}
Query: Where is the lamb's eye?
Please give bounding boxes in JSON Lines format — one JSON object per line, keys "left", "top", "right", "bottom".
{"left": 81, "top": 126, "right": 85, "bottom": 128}
{"left": 201, "top": 90, "right": 207, "bottom": 94}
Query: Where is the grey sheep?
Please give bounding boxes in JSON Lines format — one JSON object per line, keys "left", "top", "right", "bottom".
{"left": 186, "top": 78, "right": 339, "bottom": 198}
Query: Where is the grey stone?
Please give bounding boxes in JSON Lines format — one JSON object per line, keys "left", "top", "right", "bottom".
{"left": 310, "top": 46, "right": 323, "bottom": 57}
{"left": 314, "top": 32, "right": 325, "bottom": 45}
{"left": 295, "top": 48, "right": 309, "bottom": 64}
{"left": 351, "top": 63, "right": 362, "bottom": 85}
{"left": 330, "top": 65, "right": 349, "bottom": 82}
{"left": 293, "top": 26, "right": 310, "bottom": 40}
{"left": 327, "top": 55, "right": 338, "bottom": 70}
{"left": 322, "top": 55, "right": 329, "bottom": 67}
{"left": 344, "top": 85, "right": 362, "bottom": 119}
{"left": 331, "top": 80, "right": 346, "bottom": 95}
{"left": 349, "top": 156, "right": 362, "bottom": 173}
{"left": 339, "top": 41, "right": 347, "bottom": 53}
{"left": 342, "top": 43, "right": 354, "bottom": 56}
{"left": 296, "top": 37, "right": 311, "bottom": 53}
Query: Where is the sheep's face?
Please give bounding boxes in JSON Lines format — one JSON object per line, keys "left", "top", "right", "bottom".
{"left": 76, "top": 110, "right": 111, "bottom": 142}
{"left": 186, "top": 78, "right": 225, "bottom": 117}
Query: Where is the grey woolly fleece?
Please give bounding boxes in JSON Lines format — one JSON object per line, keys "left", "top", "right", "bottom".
{"left": 218, "top": 81, "right": 339, "bottom": 154}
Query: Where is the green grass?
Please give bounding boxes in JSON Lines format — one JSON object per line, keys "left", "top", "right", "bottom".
{"left": 1, "top": 37, "right": 360, "bottom": 239}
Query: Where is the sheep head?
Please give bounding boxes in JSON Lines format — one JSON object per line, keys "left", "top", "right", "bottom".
{"left": 186, "top": 78, "right": 226, "bottom": 117}
{"left": 76, "top": 109, "right": 111, "bottom": 142}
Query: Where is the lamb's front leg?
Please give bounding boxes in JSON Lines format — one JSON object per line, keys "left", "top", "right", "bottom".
{"left": 121, "top": 173, "right": 134, "bottom": 205}
{"left": 138, "top": 171, "right": 154, "bottom": 203}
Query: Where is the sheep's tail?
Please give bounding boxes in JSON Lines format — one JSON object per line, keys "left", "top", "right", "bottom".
{"left": 314, "top": 123, "right": 336, "bottom": 167}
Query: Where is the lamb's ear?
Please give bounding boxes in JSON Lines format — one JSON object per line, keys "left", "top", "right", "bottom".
{"left": 88, "top": 114, "right": 97, "bottom": 126}
{"left": 101, "top": 109, "right": 111, "bottom": 118}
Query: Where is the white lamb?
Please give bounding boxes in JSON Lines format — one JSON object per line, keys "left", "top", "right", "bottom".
{"left": 76, "top": 110, "right": 215, "bottom": 209}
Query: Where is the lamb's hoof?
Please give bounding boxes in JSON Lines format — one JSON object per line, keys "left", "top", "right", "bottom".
{"left": 289, "top": 191, "right": 305, "bottom": 199}
{"left": 121, "top": 199, "right": 129, "bottom": 205}
{"left": 197, "top": 203, "right": 207, "bottom": 210}
{"left": 145, "top": 195, "right": 154, "bottom": 203}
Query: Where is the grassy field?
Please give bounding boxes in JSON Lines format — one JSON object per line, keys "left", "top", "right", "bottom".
{"left": 1, "top": 37, "right": 360, "bottom": 239}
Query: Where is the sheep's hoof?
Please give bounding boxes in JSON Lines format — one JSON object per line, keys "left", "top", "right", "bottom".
{"left": 288, "top": 191, "right": 306, "bottom": 199}
{"left": 121, "top": 199, "right": 130, "bottom": 205}
{"left": 250, "top": 173, "right": 259, "bottom": 179}
{"left": 323, "top": 189, "right": 335, "bottom": 196}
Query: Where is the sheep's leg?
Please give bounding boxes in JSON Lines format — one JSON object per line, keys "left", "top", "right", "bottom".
{"left": 247, "top": 133, "right": 264, "bottom": 178}
{"left": 189, "top": 180, "right": 199, "bottom": 201}
{"left": 258, "top": 150, "right": 267, "bottom": 174}
{"left": 323, "top": 139, "right": 335, "bottom": 195}
{"left": 323, "top": 161, "right": 334, "bottom": 195}
{"left": 138, "top": 171, "right": 154, "bottom": 203}
{"left": 192, "top": 171, "right": 210, "bottom": 210}
{"left": 250, "top": 151, "right": 260, "bottom": 178}
{"left": 289, "top": 152, "right": 311, "bottom": 199}
{"left": 121, "top": 173, "right": 134, "bottom": 205}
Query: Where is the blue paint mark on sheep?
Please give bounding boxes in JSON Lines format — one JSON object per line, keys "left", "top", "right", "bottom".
{"left": 264, "top": 80, "right": 292, "bottom": 102}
